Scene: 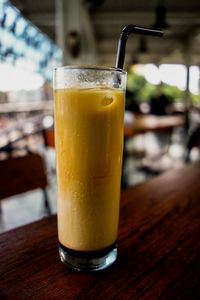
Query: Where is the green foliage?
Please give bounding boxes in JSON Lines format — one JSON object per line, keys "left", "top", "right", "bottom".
{"left": 127, "top": 68, "right": 199, "bottom": 104}
{"left": 190, "top": 93, "right": 200, "bottom": 105}
{"left": 127, "top": 71, "right": 146, "bottom": 94}
{"left": 161, "top": 84, "right": 183, "bottom": 101}
{"left": 127, "top": 70, "right": 155, "bottom": 102}
{"left": 138, "top": 83, "right": 157, "bottom": 102}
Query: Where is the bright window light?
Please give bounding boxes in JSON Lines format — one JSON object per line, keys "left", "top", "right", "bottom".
{"left": 136, "top": 64, "right": 199, "bottom": 95}
{"left": 144, "top": 64, "right": 161, "bottom": 85}
{"left": 159, "top": 64, "right": 187, "bottom": 90}
{"left": 189, "top": 66, "right": 200, "bottom": 95}
{"left": 0, "top": 0, "right": 62, "bottom": 80}
{"left": 0, "top": 62, "right": 45, "bottom": 92}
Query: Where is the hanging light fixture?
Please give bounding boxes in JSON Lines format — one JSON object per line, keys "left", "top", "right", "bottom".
{"left": 66, "top": 31, "right": 81, "bottom": 58}
{"left": 152, "top": 0, "right": 170, "bottom": 30}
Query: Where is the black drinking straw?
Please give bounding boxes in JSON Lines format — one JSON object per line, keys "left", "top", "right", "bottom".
{"left": 116, "top": 25, "right": 163, "bottom": 69}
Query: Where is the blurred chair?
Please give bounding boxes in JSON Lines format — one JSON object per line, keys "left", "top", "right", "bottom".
{"left": 0, "top": 152, "right": 51, "bottom": 215}
{"left": 185, "top": 125, "right": 200, "bottom": 162}
{"left": 138, "top": 150, "right": 173, "bottom": 176}
{"left": 42, "top": 129, "right": 55, "bottom": 173}
{"left": 132, "top": 130, "right": 175, "bottom": 179}
{"left": 42, "top": 129, "right": 55, "bottom": 148}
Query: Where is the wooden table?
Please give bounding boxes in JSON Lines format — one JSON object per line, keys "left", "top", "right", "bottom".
{"left": 124, "top": 112, "right": 185, "bottom": 137}
{"left": 122, "top": 112, "right": 185, "bottom": 187}
{"left": 1, "top": 163, "right": 200, "bottom": 299}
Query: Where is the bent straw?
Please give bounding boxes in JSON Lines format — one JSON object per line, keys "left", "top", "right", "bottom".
{"left": 116, "top": 25, "right": 163, "bottom": 70}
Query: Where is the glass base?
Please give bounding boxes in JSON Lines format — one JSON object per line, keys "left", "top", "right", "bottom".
{"left": 59, "top": 242, "right": 117, "bottom": 272}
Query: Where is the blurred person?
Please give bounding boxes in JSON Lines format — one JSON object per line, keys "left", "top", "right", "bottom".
{"left": 150, "top": 86, "right": 171, "bottom": 115}
{"left": 125, "top": 89, "right": 141, "bottom": 113}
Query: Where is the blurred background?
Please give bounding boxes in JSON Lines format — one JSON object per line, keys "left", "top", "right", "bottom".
{"left": 0, "top": 0, "right": 200, "bottom": 231}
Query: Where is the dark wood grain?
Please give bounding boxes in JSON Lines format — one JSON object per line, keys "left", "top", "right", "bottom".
{"left": 0, "top": 163, "right": 200, "bottom": 299}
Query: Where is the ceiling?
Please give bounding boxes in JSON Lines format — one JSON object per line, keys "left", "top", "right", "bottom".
{"left": 10, "top": 0, "right": 200, "bottom": 67}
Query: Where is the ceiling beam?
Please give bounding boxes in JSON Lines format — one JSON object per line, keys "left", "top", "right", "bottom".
{"left": 92, "top": 12, "right": 200, "bottom": 25}
{"left": 27, "top": 11, "right": 200, "bottom": 27}
{"left": 28, "top": 13, "right": 55, "bottom": 26}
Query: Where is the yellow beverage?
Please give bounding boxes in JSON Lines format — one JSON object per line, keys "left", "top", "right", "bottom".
{"left": 54, "top": 87, "right": 125, "bottom": 252}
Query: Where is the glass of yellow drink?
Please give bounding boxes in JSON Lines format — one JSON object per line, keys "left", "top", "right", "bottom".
{"left": 53, "top": 66, "right": 127, "bottom": 271}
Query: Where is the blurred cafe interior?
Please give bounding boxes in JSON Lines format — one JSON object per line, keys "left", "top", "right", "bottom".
{"left": 0, "top": 0, "right": 200, "bottom": 232}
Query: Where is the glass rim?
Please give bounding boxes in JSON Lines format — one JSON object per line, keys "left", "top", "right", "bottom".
{"left": 54, "top": 65, "right": 126, "bottom": 74}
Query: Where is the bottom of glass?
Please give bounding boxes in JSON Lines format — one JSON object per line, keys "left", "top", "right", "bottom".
{"left": 59, "top": 241, "right": 117, "bottom": 271}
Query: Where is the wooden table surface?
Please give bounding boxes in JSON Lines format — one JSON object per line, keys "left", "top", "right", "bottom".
{"left": 1, "top": 163, "right": 200, "bottom": 299}
{"left": 124, "top": 112, "right": 185, "bottom": 137}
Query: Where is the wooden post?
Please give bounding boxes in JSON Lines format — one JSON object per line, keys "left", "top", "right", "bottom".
{"left": 183, "top": 43, "right": 191, "bottom": 130}
{"left": 55, "top": 0, "right": 97, "bottom": 65}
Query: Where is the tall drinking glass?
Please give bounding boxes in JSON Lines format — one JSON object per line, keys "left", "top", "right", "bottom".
{"left": 53, "top": 66, "right": 127, "bottom": 271}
